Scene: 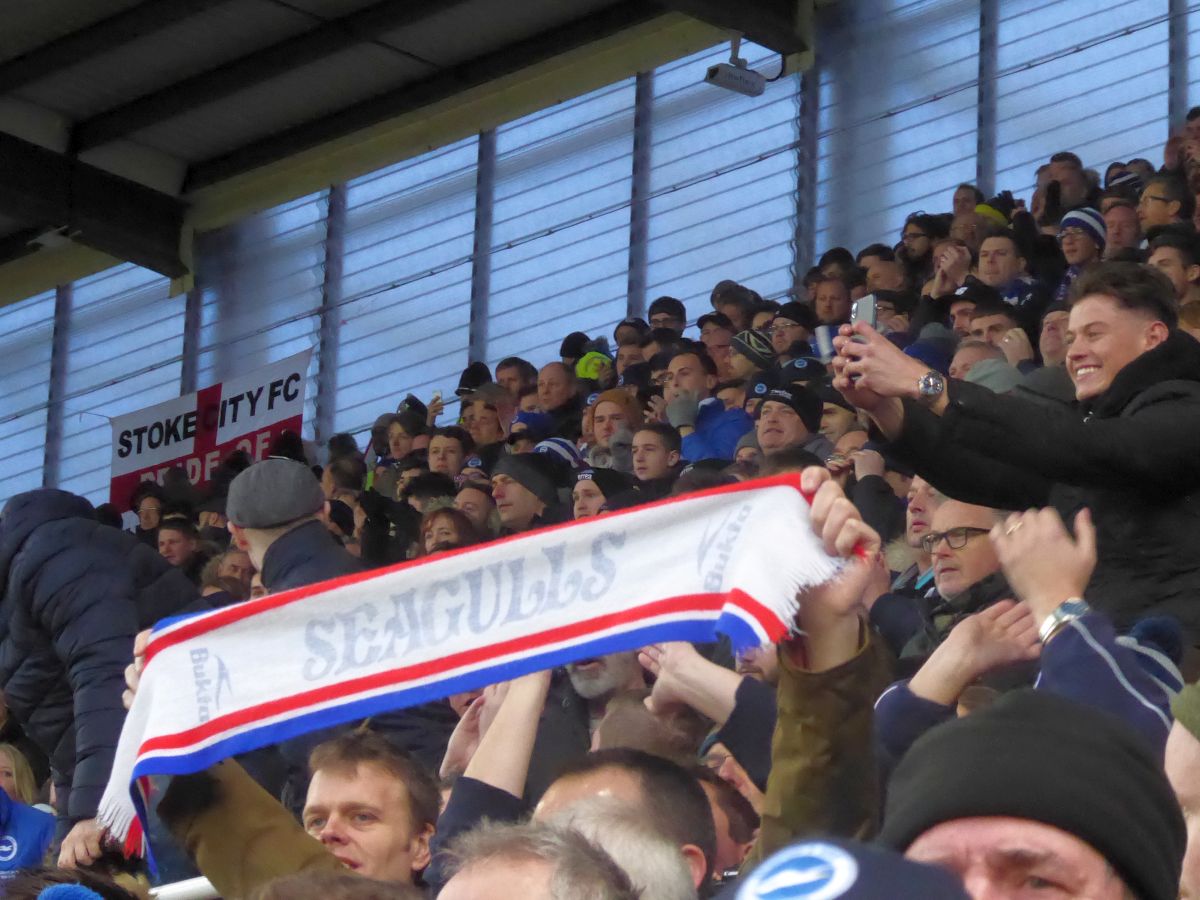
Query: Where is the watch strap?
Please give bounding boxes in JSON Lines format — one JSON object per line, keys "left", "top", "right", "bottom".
{"left": 1038, "top": 597, "right": 1091, "bottom": 644}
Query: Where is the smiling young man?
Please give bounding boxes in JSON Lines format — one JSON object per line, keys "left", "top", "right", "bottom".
{"left": 832, "top": 261, "right": 1200, "bottom": 637}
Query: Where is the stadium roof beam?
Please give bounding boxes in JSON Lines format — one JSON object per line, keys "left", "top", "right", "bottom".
{"left": 0, "top": 131, "right": 186, "bottom": 276}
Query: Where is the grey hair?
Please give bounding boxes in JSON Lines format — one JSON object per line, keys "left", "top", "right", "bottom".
{"left": 444, "top": 820, "right": 641, "bottom": 900}
{"left": 547, "top": 799, "right": 697, "bottom": 900}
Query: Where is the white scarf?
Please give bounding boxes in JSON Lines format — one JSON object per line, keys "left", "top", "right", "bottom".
{"left": 98, "top": 474, "right": 838, "bottom": 855}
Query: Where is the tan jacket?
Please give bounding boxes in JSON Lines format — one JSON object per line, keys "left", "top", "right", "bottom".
{"left": 748, "top": 631, "right": 894, "bottom": 865}
{"left": 157, "top": 759, "right": 343, "bottom": 900}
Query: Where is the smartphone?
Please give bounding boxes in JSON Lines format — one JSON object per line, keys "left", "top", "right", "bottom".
{"left": 851, "top": 294, "right": 878, "bottom": 330}
{"left": 432, "top": 390, "right": 442, "bottom": 403}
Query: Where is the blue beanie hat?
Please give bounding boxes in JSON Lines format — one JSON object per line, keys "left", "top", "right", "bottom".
{"left": 1059, "top": 207, "right": 1106, "bottom": 251}
{"left": 903, "top": 340, "right": 951, "bottom": 375}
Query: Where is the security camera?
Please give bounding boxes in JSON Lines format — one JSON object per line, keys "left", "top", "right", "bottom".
{"left": 704, "top": 35, "right": 766, "bottom": 97}
{"left": 705, "top": 62, "right": 765, "bottom": 97}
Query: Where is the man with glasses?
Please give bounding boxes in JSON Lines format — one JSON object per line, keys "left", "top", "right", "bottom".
{"left": 900, "top": 498, "right": 1009, "bottom": 658}
{"left": 898, "top": 213, "right": 948, "bottom": 288}
{"left": 767, "top": 301, "right": 816, "bottom": 361}
{"left": 648, "top": 295, "right": 687, "bottom": 335}
{"left": 129, "top": 482, "right": 166, "bottom": 546}
{"left": 1054, "top": 208, "right": 1105, "bottom": 302}
{"left": 1138, "top": 173, "right": 1193, "bottom": 232}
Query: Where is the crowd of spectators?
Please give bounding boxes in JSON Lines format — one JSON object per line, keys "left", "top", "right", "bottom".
{"left": 10, "top": 110, "right": 1200, "bottom": 900}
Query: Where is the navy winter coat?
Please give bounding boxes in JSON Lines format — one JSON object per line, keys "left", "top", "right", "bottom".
{"left": 0, "top": 489, "right": 201, "bottom": 825}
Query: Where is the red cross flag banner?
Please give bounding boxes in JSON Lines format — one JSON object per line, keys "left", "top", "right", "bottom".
{"left": 109, "top": 351, "right": 312, "bottom": 511}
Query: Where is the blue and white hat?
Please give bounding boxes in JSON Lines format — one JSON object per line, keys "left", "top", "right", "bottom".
{"left": 533, "top": 437, "right": 586, "bottom": 471}
{"left": 737, "top": 839, "right": 968, "bottom": 899}
{"left": 1058, "top": 207, "right": 1106, "bottom": 251}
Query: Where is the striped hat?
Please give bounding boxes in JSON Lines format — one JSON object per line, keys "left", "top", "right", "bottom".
{"left": 1058, "top": 207, "right": 1106, "bottom": 251}
{"left": 533, "top": 437, "right": 586, "bottom": 471}
{"left": 731, "top": 329, "right": 776, "bottom": 370}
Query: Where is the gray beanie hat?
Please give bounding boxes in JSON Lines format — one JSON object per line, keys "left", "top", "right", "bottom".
{"left": 964, "top": 357, "right": 1023, "bottom": 394}
{"left": 226, "top": 458, "right": 325, "bottom": 528}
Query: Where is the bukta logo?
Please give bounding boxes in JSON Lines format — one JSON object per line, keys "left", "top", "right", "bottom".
{"left": 191, "top": 647, "right": 233, "bottom": 723}
{"left": 696, "top": 503, "right": 752, "bottom": 592}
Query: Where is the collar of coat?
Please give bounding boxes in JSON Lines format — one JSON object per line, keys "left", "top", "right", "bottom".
{"left": 260, "top": 518, "right": 347, "bottom": 590}
{"left": 938, "top": 570, "right": 1011, "bottom": 620}
{"left": 1085, "top": 329, "right": 1200, "bottom": 419}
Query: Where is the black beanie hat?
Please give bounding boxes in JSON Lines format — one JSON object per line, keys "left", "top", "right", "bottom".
{"left": 731, "top": 329, "right": 776, "bottom": 371}
{"left": 757, "top": 384, "right": 823, "bottom": 434}
{"left": 576, "top": 467, "right": 634, "bottom": 501}
{"left": 880, "top": 690, "right": 1185, "bottom": 900}
{"left": 774, "top": 300, "right": 818, "bottom": 331}
{"left": 948, "top": 278, "right": 1004, "bottom": 308}
{"left": 456, "top": 361, "right": 493, "bottom": 397}
{"left": 559, "top": 331, "right": 591, "bottom": 361}
{"left": 492, "top": 453, "right": 569, "bottom": 508}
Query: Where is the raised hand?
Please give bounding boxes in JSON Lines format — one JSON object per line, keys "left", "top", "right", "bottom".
{"left": 639, "top": 642, "right": 702, "bottom": 715}
{"left": 834, "top": 322, "right": 929, "bottom": 402}
{"left": 850, "top": 448, "right": 885, "bottom": 481}
{"left": 908, "top": 600, "right": 1040, "bottom": 706}
{"left": 794, "top": 467, "right": 882, "bottom": 671}
{"left": 1000, "top": 328, "right": 1035, "bottom": 367}
{"left": 440, "top": 695, "right": 484, "bottom": 778}
{"left": 991, "top": 507, "right": 1096, "bottom": 625}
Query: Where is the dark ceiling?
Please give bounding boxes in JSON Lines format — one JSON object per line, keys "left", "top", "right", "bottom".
{"left": 0, "top": 0, "right": 807, "bottom": 282}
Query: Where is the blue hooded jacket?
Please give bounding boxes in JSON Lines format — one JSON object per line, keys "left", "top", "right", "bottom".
{"left": 0, "top": 789, "right": 54, "bottom": 872}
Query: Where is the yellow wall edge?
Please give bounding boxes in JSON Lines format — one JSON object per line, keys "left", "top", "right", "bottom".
{"left": 0, "top": 243, "right": 121, "bottom": 307}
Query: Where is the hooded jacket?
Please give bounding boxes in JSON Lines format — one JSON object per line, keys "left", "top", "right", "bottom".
{"left": 0, "top": 489, "right": 202, "bottom": 825}
{"left": 0, "top": 788, "right": 54, "bottom": 871}
{"left": 890, "top": 330, "right": 1200, "bottom": 636}
{"left": 682, "top": 399, "right": 753, "bottom": 462}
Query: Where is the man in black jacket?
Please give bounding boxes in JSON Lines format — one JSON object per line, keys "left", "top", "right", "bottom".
{"left": 832, "top": 262, "right": 1200, "bottom": 639}
{"left": 0, "top": 488, "right": 201, "bottom": 864}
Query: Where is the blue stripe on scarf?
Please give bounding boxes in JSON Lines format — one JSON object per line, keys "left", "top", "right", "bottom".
{"left": 129, "top": 613, "right": 762, "bottom": 784}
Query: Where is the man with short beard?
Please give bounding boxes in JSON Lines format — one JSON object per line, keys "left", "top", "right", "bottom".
{"left": 565, "top": 653, "right": 646, "bottom": 729}
{"left": 521, "top": 654, "right": 647, "bottom": 801}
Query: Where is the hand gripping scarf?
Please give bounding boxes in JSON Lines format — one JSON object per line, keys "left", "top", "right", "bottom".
{"left": 99, "top": 474, "right": 840, "bottom": 856}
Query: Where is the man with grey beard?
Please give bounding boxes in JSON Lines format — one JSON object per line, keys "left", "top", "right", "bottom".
{"left": 565, "top": 653, "right": 646, "bottom": 730}
{"left": 520, "top": 653, "right": 647, "bottom": 800}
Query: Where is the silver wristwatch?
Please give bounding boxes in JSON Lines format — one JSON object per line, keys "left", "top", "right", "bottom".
{"left": 916, "top": 370, "right": 946, "bottom": 405}
{"left": 1038, "top": 598, "right": 1091, "bottom": 644}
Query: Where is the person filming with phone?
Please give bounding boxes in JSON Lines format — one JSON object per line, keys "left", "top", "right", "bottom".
{"left": 829, "top": 261, "right": 1200, "bottom": 643}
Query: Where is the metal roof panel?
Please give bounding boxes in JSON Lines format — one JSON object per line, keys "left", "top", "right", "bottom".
{"left": 130, "top": 43, "right": 425, "bottom": 161}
